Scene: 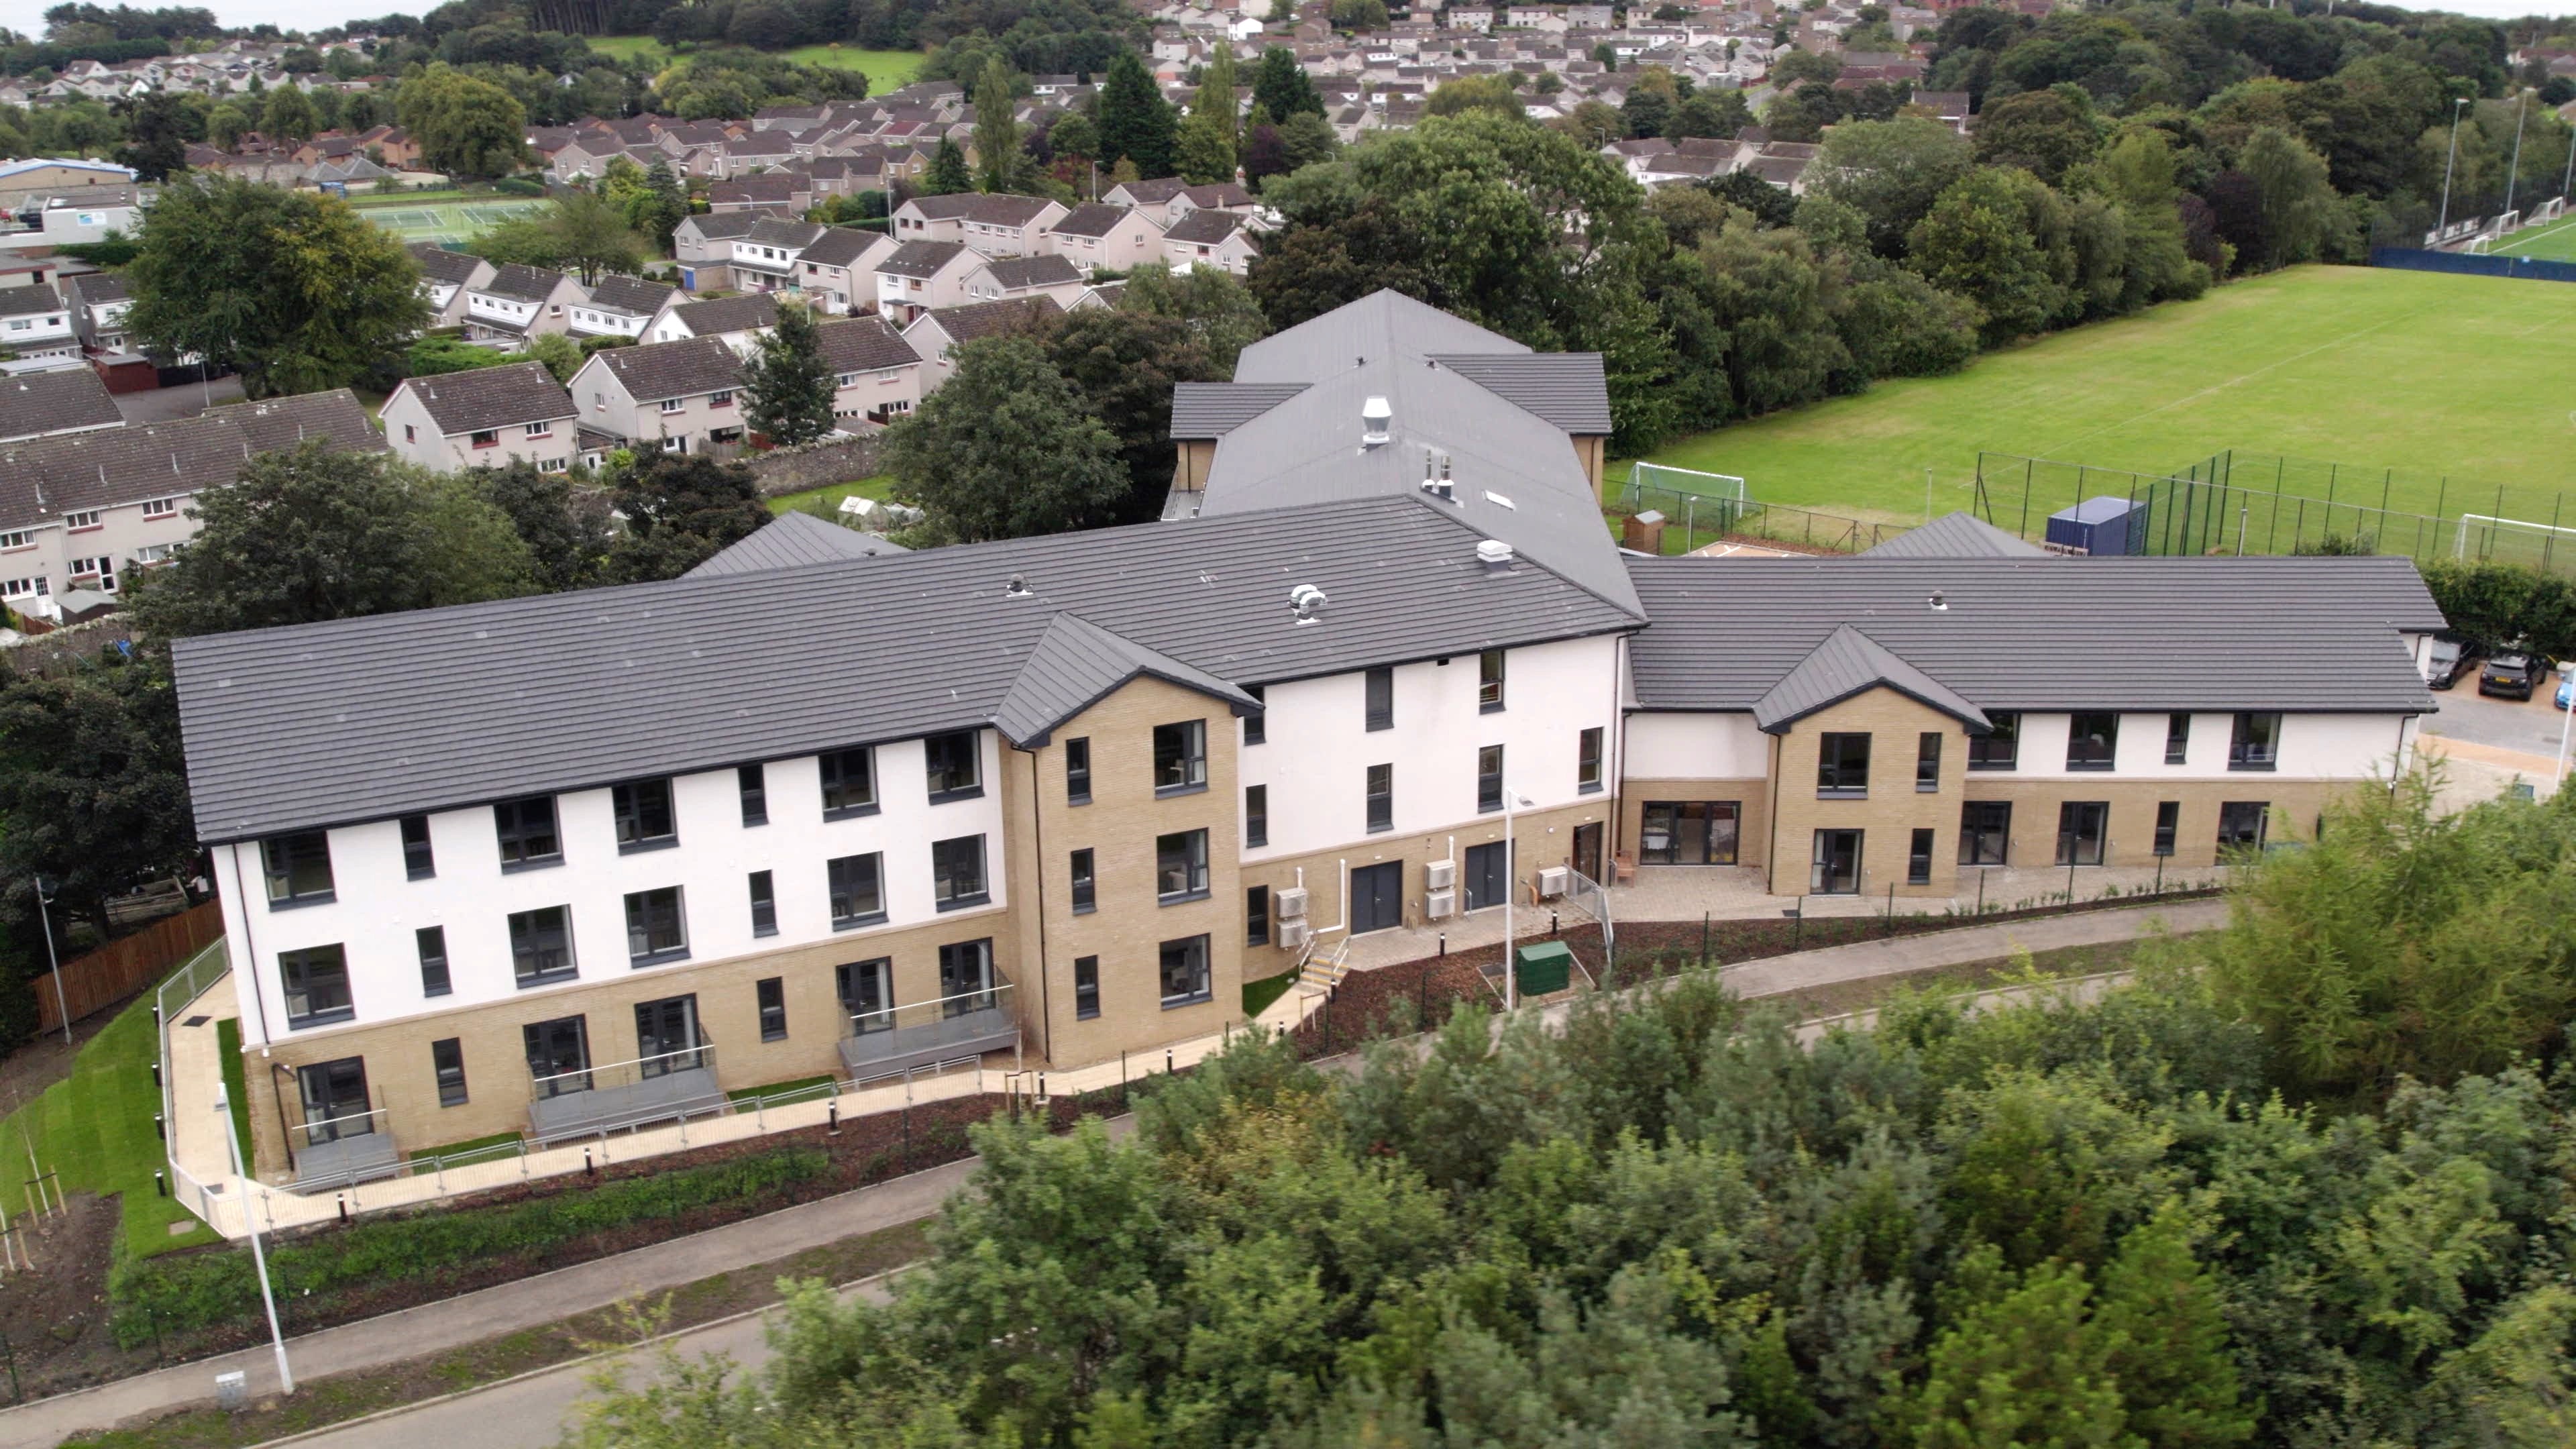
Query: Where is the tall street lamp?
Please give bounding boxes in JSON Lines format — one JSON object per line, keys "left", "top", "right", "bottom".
{"left": 2438, "top": 96, "right": 2472, "bottom": 238}
{"left": 214, "top": 1084, "right": 295, "bottom": 1396}
{"left": 1499, "top": 782, "right": 1534, "bottom": 1011}
{"left": 32, "top": 875, "right": 66, "bottom": 1046}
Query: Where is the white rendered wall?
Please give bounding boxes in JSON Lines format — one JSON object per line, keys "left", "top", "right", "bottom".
{"left": 1622, "top": 711, "right": 1770, "bottom": 779}
{"left": 1980, "top": 711, "right": 2415, "bottom": 782}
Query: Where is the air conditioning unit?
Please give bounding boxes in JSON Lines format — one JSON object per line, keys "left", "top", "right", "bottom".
{"left": 1274, "top": 886, "right": 1309, "bottom": 920}
{"left": 1536, "top": 866, "right": 1571, "bottom": 900}
{"left": 1424, "top": 859, "right": 1456, "bottom": 891}
{"left": 1277, "top": 920, "right": 1311, "bottom": 951}
{"left": 1426, "top": 888, "right": 1456, "bottom": 920}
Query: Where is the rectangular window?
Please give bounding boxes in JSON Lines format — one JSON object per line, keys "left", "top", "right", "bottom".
{"left": 1245, "top": 784, "right": 1268, "bottom": 848}
{"left": 0, "top": 531, "right": 29, "bottom": 550}
{"left": 280, "top": 945, "right": 354, "bottom": 1027}
{"left": 2065, "top": 713, "right": 2119, "bottom": 771}
{"left": 924, "top": 730, "right": 982, "bottom": 800}
{"left": 417, "top": 925, "right": 451, "bottom": 997}
{"left": 739, "top": 763, "right": 767, "bottom": 825}
{"left": 2153, "top": 800, "right": 2179, "bottom": 857}
{"left": 508, "top": 905, "right": 576, "bottom": 985}
{"left": 432, "top": 1038, "right": 468, "bottom": 1107}
{"left": 1908, "top": 827, "right": 1934, "bottom": 885}
{"left": 525, "top": 420, "right": 553, "bottom": 438}
{"left": 1578, "top": 727, "right": 1604, "bottom": 792}
{"left": 1160, "top": 933, "right": 1212, "bottom": 1008}
{"left": 1479, "top": 649, "right": 1506, "bottom": 711}
{"left": 932, "top": 835, "right": 989, "bottom": 908}
{"left": 820, "top": 747, "right": 877, "bottom": 816}
{"left": 1153, "top": 720, "right": 1208, "bottom": 794}
{"left": 1364, "top": 666, "right": 1393, "bottom": 731}
{"left": 1366, "top": 762, "right": 1393, "bottom": 833}
{"left": 1243, "top": 685, "right": 1265, "bottom": 745}
{"left": 494, "top": 796, "right": 561, "bottom": 869}
{"left": 141, "top": 497, "right": 178, "bottom": 519}
{"left": 1074, "top": 955, "right": 1101, "bottom": 1020}
{"left": 749, "top": 869, "right": 778, "bottom": 936}
{"left": 469, "top": 429, "right": 498, "bottom": 449}
{"left": 260, "top": 831, "right": 334, "bottom": 905}
{"left": 1477, "top": 744, "right": 1505, "bottom": 812}
{"left": 1916, "top": 732, "right": 1941, "bottom": 792}
{"left": 827, "top": 852, "right": 885, "bottom": 927}
{"left": 1065, "top": 737, "right": 1091, "bottom": 804}
{"left": 1246, "top": 884, "right": 1269, "bottom": 946}
{"left": 400, "top": 814, "right": 434, "bottom": 879}
{"left": 1640, "top": 800, "right": 1739, "bottom": 865}
{"left": 1071, "top": 847, "right": 1096, "bottom": 912}
{"left": 709, "top": 389, "right": 735, "bottom": 408}
{"left": 1817, "top": 733, "right": 1870, "bottom": 796}
{"left": 1157, "top": 828, "right": 1210, "bottom": 901}
{"left": 1959, "top": 801, "right": 2011, "bottom": 866}
{"left": 2055, "top": 802, "right": 2108, "bottom": 866}
{"left": 2164, "top": 713, "right": 2191, "bottom": 765}
{"left": 1968, "top": 713, "right": 2019, "bottom": 770}
{"left": 659, "top": 396, "right": 685, "bottom": 413}
{"left": 938, "top": 938, "right": 996, "bottom": 1014}
{"left": 524, "top": 1016, "right": 590, "bottom": 1097}
{"left": 2229, "top": 713, "right": 2282, "bottom": 771}
{"left": 757, "top": 977, "right": 788, "bottom": 1041}
{"left": 612, "top": 777, "right": 677, "bottom": 851}
{"left": 2217, "top": 801, "right": 2269, "bottom": 851}
{"left": 840, "top": 958, "right": 894, "bottom": 1034}
{"left": 1810, "top": 829, "right": 1862, "bottom": 895}
{"left": 62, "top": 509, "right": 99, "bottom": 530}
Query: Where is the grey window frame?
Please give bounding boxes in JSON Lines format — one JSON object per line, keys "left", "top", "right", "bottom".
{"left": 1968, "top": 712, "right": 2019, "bottom": 770}
{"left": 739, "top": 763, "right": 768, "bottom": 826}
{"left": 2217, "top": 800, "right": 2269, "bottom": 851}
{"left": 1959, "top": 800, "right": 2010, "bottom": 866}
{"left": 1578, "top": 727, "right": 1604, "bottom": 792}
{"left": 1479, "top": 649, "right": 1505, "bottom": 712}
{"left": 494, "top": 796, "right": 562, "bottom": 871}
{"left": 261, "top": 831, "right": 335, "bottom": 906}
{"left": 1246, "top": 883, "right": 1269, "bottom": 946}
{"left": 417, "top": 925, "right": 451, "bottom": 998}
{"left": 2229, "top": 713, "right": 2282, "bottom": 771}
{"left": 1809, "top": 829, "right": 1863, "bottom": 895}
{"left": 1916, "top": 732, "right": 1941, "bottom": 792}
{"left": 1159, "top": 932, "right": 1212, "bottom": 1008}
{"left": 1477, "top": 743, "right": 1505, "bottom": 813}
{"left": 1817, "top": 733, "right": 1870, "bottom": 797}
{"left": 938, "top": 938, "right": 996, "bottom": 1015}
{"left": 1157, "top": 828, "right": 1210, "bottom": 902}
{"left": 819, "top": 746, "right": 879, "bottom": 818}
{"left": 400, "top": 814, "right": 435, "bottom": 879}
{"left": 624, "top": 886, "right": 689, "bottom": 964}
{"left": 924, "top": 730, "right": 983, "bottom": 802}
{"left": 1245, "top": 784, "right": 1269, "bottom": 848}
{"left": 432, "top": 1037, "right": 468, "bottom": 1107}
{"left": 2065, "top": 713, "right": 2119, "bottom": 771}
{"left": 1242, "top": 686, "right": 1265, "bottom": 745}
{"left": 280, "top": 944, "right": 354, "bottom": 1027}
{"left": 827, "top": 852, "right": 886, "bottom": 928}
{"left": 749, "top": 869, "right": 778, "bottom": 936}
{"left": 1364, "top": 666, "right": 1393, "bottom": 731}
{"left": 1908, "top": 827, "right": 1934, "bottom": 884}
{"left": 2164, "top": 713, "right": 2191, "bottom": 765}
{"left": 1366, "top": 762, "right": 1393, "bottom": 833}
{"left": 756, "top": 976, "right": 788, "bottom": 1041}
{"left": 1065, "top": 737, "right": 1091, "bottom": 804}
{"left": 508, "top": 905, "right": 578, "bottom": 986}
{"left": 2153, "top": 800, "right": 2179, "bottom": 857}
{"left": 1071, "top": 847, "right": 1096, "bottom": 913}
{"left": 612, "top": 777, "right": 678, "bottom": 852}
{"left": 2054, "top": 801, "right": 2108, "bottom": 866}
{"left": 932, "top": 835, "right": 989, "bottom": 909}
{"left": 1153, "top": 720, "right": 1208, "bottom": 795}
{"left": 1073, "top": 955, "right": 1100, "bottom": 1020}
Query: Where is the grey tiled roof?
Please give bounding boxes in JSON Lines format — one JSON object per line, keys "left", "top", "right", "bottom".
{"left": 685, "top": 510, "right": 906, "bottom": 578}
{"left": 817, "top": 315, "right": 920, "bottom": 372}
{"left": 588, "top": 335, "right": 743, "bottom": 402}
{"left": 0, "top": 368, "right": 121, "bottom": 441}
{"left": 1751, "top": 623, "right": 1988, "bottom": 733}
{"left": 1624, "top": 554, "right": 2445, "bottom": 716}
{"left": 1163, "top": 209, "right": 1247, "bottom": 245}
{"left": 875, "top": 239, "right": 969, "bottom": 278}
{"left": 979, "top": 253, "right": 1083, "bottom": 290}
{"left": 0, "top": 282, "right": 62, "bottom": 319}
{"left": 584, "top": 273, "right": 680, "bottom": 317}
{"left": 1426, "top": 352, "right": 1613, "bottom": 434}
{"left": 1861, "top": 511, "right": 2047, "bottom": 559}
{"left": 667, "top": 292, "right": 778, "bottom": 337}
{"left": 904, "top": 192, "right": 1058, "bottom": 227}
{"left": 798, "top": 226, "right": 887, "bottom": 268}
{"left": 922, "top": 297, "right": 1061, "bottom": 345}
{"left": 478, "top": 263, "right": 570, "bottom": 303}
{"left": 1048, "top": 202, "right": 1150, "bottom": 238}
{"left": 0, "top": 390, "right": 383, "bottom": 533}
{"left": 407, "top": 243, "right": 487, "bottom": 287}
{"left": 678, "top": 213, "right": 765, "bottom": 241}
{"left": 172, "top": 494, "right": 1641, "bottom": 841}
{"left": 745, "top": 217, "right": 827, "bottom": 248}
{"left": 991, "top": 611, "right": 1258, "bottom": 747}
{"left": 1167, "top": 382, "right": 1309, "bottom": 439}
{"left": 61, "top": 270, "right": 129, "bottom": 305}
{"left": 396, "top": 361, "right": 576, "bottom": 436}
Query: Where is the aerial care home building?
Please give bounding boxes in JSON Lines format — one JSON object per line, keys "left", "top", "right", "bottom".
{"left": 168, "top": 292, "right": 2445, "bottom": 1185}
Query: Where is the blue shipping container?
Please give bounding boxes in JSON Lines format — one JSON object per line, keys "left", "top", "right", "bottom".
{"left": 2045, "top": 496, "right": 2145, "bottom": 556}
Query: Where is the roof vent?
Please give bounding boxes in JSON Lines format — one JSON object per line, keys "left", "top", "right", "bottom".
{"left": 1289, "top": 582, "right": 1328, "bottom": 622}
{"left": 1476, "top": 539, "right": 1515, "bottom": 572}
{"left": 1929, "top": 589, "right": 1947, "bottom": 611}
{"left": 1359, "top": 395, "right": 1391, "bottom": 449}
{"left": 1004, "top": 572, "right": 1032, "bottom": 598}
{"left": 1421, "top": 447, "right": 1454, "bottom": 500}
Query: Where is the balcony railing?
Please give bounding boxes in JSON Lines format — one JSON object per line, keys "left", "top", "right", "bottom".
{"left": 289, "top": 1106, "right": 400, "bottom": 1193}
{"left": 527, "top": 1039, "right": 724, "bottom": 1146}
{"left": 841, "top": 981, "right": 1018, "bottom": 1082}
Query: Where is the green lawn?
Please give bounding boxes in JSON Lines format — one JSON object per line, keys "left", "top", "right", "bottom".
{"left": 1641, "top": 265, "right": 2576, "bottom": 528}
{"left": 0, "top": 946, "right": 225, "bottom": 1261}
{"left": 1243, "top": 971, "right": 1298, "bottom": 1020}
{"left": 584, "top": 35, "right": 924, "bottom": 89}
{"left": 2490, "top": 213, "right": 2576, "bottom": 263}
{"left": 769, "top": 474, "right": 896, "bottom": 515}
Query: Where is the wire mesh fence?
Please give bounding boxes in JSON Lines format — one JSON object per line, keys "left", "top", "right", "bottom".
{"left": 1610, "top": 480, "right": 1915, "bottom": 555}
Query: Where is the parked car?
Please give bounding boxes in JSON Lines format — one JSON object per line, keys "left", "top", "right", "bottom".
{"left": 2481, "top": 651, "right": 2546, "bottom": 699}
{"left": 2424, "top": 637, "right": 2469, "bottom": 690}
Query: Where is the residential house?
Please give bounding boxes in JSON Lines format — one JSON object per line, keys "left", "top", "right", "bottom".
{"left": 730, "top": 219, "right": 830, "bottom": 297}
{"left": 795, "top": 227, "right": 900, "bottom": 315}
{"left": 0, "top": 283, "right": 83, "bottom": 370}
{"left": 958, "top": 253, "right": 1091, "bottom": 307}
{"left": 1160, "top": 210, "right": 1262, "bottom": 276}
{"left": 647, "top": 293, "right": 780, "bottom": 352}
{"left": 380, "top": 362, "right": 580, "bottom": 474}
{"left": 816, "top": 315, "right": 926, "bottom": 425}
{"left": 58, "top": 271, "right": 133, "bottom": 354}
{"left": 1164, "top": 182, "right": 1260, "bottom": 226}
{"left": 1042, "top": 203, "right": 1166, "bottom": 274}
{"left": 568, "top": 274, "right": 682, "bottom": 341}
{"left": 704, "top": 173, "right": 812, "bottom": 214}
{"left": 890, "top": 193, "right": 1069, "bottom": 257}
{"left": 566, "top": 335, "right": 750, "bottom": 455}
{"left": 673, "top": 214, "right": 765, "bottom": 290}
{"left": 464, "top": 264, "right": 586, "bottom": 350}
{"left": 901, "top": 297, "right": 1063, "bottom": 392}
{"left": 0, "top": 367, "right": 121, "bottom": 442}
{"left": 409, "top": 244, "right": 496, "bottom": 329}
{"left": 873, "top": 241, "right": 983, "bottom": 324}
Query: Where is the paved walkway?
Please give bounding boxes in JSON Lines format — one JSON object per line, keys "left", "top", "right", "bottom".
{"left": 7, "top": 898, "right": 2223, "bottom": 1446}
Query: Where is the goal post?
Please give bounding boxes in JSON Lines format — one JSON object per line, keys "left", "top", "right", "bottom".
{"left": 1625, "top": 461, "right": 1752, "bottom": 539}
{"left": 2455, "top": 513, "right": 2576, "bottom": 570}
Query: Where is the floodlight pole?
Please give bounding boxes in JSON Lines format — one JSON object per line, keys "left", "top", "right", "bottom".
{"left": 2438, "top": 97, "right": 2471, "bottom": 237}
{"left": 215, "top": 1085, "right": 294, "bottom": 1396}
{"left": 2506, "top": 89, "right": 2530, "bottom": 221}
{"left": 1501, "top": 785, "right": 1532, "bottom": 1012}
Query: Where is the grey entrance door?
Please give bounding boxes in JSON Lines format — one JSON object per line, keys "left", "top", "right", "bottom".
{"left": 1464, "top": 841, "right": 1510, "bottom": 912}
{"left": 635, "top": 996, "right": 703, "bottom": 1076}
{"left": 1351, "top": 861, "right": 1404, "bottom": 933}
{"left": 297, "top": 1058, "right": 370, "bottom": 1142}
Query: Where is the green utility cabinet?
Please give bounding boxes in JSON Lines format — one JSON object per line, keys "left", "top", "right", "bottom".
{"left": 1513, "top": 942, "right": 1573, "bottom": 997}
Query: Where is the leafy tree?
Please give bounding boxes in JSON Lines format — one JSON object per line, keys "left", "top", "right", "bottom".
{"left": 129, "top": 441, "right": 534, "bottom": 643}
{"left": 113, "top": 89, "right": 193, "bottom": 180}
{"left": 1118, "top": 260, "right": 1269, "bottom": 374}
{"left": 922, "top": 135, "right": 972, "bottom": 197}
{"left": 125, "top": 176, "right": 430, "bottom": 398}
{"left": 1330, "top": 0, "right": 1387, "bottom": 30}
{"left": 398, "top": 63, "right": 529, "bottom": 179}
{"left": 1811, "top": 115, "right": 1977, "bottom": 256}
{"left": 1049, "top": 110, "right": 1099, "bottom": 166}
{"left": 740, "top": 301, "right": 837, "bottom": 447}
{"left": 2237, "top": 124, "right": 2339, "bottom": 270}
{"left": 1972, "top": 86, "right": 2101, "bottom": 185}
{"left": 1097, "top": 48, "right": 1176, "bottom": 180}
{"left": 206, "top": 99, "right": 254, "bottom": 151}
{"left": 1706, "top": 170, "right": 1799, "bottom": 227}
{"left": 1668, "top": 88, "right": 1754, "bottom": 140}
{"left": 543, "top": 189, "right": 649, "bottom": 284}
{"left": 1248, "top": 199, "right": 1436, "bottom": 329}
{"left": 1909, "top": 166, "right": 2074, "bottom": 345}
{"left": 525, "top": 330, "right": 584, "bottom": 386}
{"left": 1426, "top": 74, "right": 1524, "bottom": 119}
{"left": 1252, "top": 46, "right": 1324, "bottom": 122}
{"left": 605, "top": 156, "right": 690, "bottom": 252}
{"left": 1275, "top": 109, "right": 1340, "bottom": 172}
{"left": 478, "top": 458, "right": 612, "bottom": 592}
{"left": 604, "top": 453, "right": 769, "bottom": 583}
{"left": 1678, "top": 213, "right": 1850, "bottom": 417}
{"left": 1038, "top": 305, "right": 1218, "bottom": 519}
{"left": 1175, "top": 44, "right": 1238, "bottom": 184}
{"left": 260, "top": 80, "right": 317, "bottom": 145}
{"left": 1241, "top": 121, "right": 1290, "bottom": 191}
{"left": 884, "top": 336, "right": 1130, "bottom": 543}
{"left": 973, "top": 58, "right": 1022, "bottom": 194}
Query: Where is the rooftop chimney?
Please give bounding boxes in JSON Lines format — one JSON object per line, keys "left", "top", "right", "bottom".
{"left": 1359, "top": 395, "right": 1391, "bottom": 449}
{"left": 1421, "top": 447, "right": 1453, "bottom": 500}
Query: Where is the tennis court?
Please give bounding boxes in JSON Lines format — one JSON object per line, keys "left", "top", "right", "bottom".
{"left": 363, "top": 198, "right": 550, "bottom": 244}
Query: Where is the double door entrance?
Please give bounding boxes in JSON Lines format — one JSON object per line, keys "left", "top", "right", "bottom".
{"left": 1352, "top": 861, "right": 1403, "bottom": 934}
{"left": 297, "top": 1057, "right": 373, "bottom": 1142}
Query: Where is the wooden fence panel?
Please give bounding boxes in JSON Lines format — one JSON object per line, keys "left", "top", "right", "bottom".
{"left": 33, "top": 899, "right": 225, "bottom": 1033}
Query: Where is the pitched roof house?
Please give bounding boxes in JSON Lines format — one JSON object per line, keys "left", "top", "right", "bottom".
{"left": 381, "top": 361, "right": 580, "bottom": 474}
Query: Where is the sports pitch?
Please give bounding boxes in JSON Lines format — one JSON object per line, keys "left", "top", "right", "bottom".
{"left": 362, "top": 198, "right": 551, "bottom": 244}
{"left": 1642, "top": 265, "right": 2576, "bottom": 527}
{"left": 2490, "top": 213, "right": 2576, "bottom": 263}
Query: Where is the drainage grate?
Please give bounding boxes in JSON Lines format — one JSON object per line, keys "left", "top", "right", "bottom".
{"left": 183, "top": 1015, "right": 211, "bottom": 1027}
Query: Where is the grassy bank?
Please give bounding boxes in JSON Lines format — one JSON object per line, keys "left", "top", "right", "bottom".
{"left": 584, "top": 34, "right": 924, "bottom": 88}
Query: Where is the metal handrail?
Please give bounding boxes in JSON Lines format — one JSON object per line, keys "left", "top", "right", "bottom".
{"left": 290, "top": 1105, "right": 388, "bottom": 1148}
{"left": 528, "top": 1038, "right": 716, "bottom": 1099}
{"left": 841, "top": 979, "right": 1014, "bottom": 1038}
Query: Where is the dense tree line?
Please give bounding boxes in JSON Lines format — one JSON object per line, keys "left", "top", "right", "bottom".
{"left": 566, "top": 766, "right": 2576, "bottom": 1448}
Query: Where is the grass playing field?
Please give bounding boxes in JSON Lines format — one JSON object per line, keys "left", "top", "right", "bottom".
{"left": 1642, "top": 264, "right": 2576, "bottom": 528}
{"left": 2490, "top": 213, "right": 2576, "bottom": 263}
{"left": 362, "top": 197, "right": 550, "bottom": 245}
{"left": 583, "top": 34, "right": 924, "bottom": 89}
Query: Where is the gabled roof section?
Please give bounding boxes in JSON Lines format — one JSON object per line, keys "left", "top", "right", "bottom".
{"left": 877, "top": 239, "right": 970, "bottom": 277}
{"left": 800, "top": 225, "right": 888, "bottom": 268}
{"left": 1862, "top": 511, "right": 2046, "bottom": 559}
{"left": 0, "top": 389, "right": 383, "bottom": 533}
{"left": 904, "top": 193, "right": 1057, "bottom": 227}
{"left": 684, "top": 509, "right": 906, "bottom": 578}
{"left": 588, "top": 335, "right": 742, "bottom": 402}
{"left": 1752, "top": 623, "right": 1988, "bottom": 733}
{"left": 1169, "top": 382, "right": 1310, "bottom": 439}
{"left": 817, "top": 315, "right": 920, "bottom": 372}
{"left": 0, "top": 283, "right": 63, "bottom": 319}
{"left": 1426, "top": 352, "right": 1612, "bottom": 435}
{"left": 666, "top": 292, "right": 777, "bottom": 337}
{"left": 585, "top": 273, "right": 680, "bottom": 317}
{"left": 1050, "top": 201, "right": 1155, "bottom": 238}
{"left": 980, "top": 253, "right": 1083, "bottom": 289}
{"left": 991, "top": 611, "right": 1259, "bottom": 747}
{"left": 1234, "top": 287, "right": 1524, "bottom": 382}
{"left": 394, "top": 361, "right": 576, "bottom": 435}
{"left": 1164, "top": 209, "right": 1248, "bottom": 245}
{"left": 478, "top": 263, "right": 570, "bottom": 303}
{"left": 920, "top": 296, "right": 1061, "bottom": 345}
{"left": 0, "top": 368, "right": 121, "bottom": 441}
